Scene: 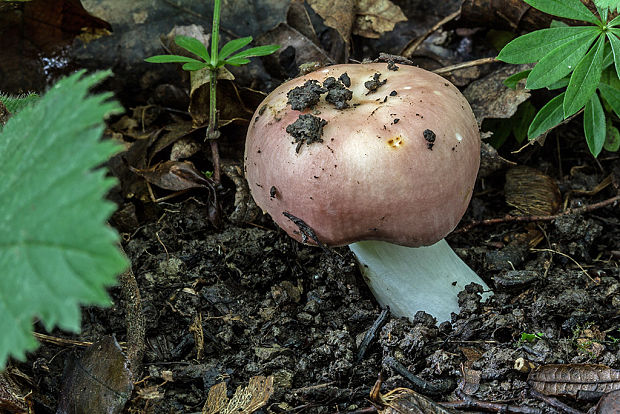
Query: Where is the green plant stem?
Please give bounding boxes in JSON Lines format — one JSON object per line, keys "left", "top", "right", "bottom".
{"left": 207, "top": 0, "right": 222, "bottom": 184}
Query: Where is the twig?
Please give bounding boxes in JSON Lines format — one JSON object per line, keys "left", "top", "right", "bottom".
{"left": 432, "top": 57, "right": 498, "bottom": 75}
{"left": 529, "top": 389, "right": 585, "bottom": 414}
{"left": 440, "top": 389, "right": 542, "bottom": 413}
{"left": 282, "top": 211, "right": 332, "bottom": 255}
{"left": 455, "top": 195, "right": 620, "bottom": 233}
{"left": 117, "top": 255, "right": 146, "bottom": 378}
{"left": 356, "top": 308, "right": 390, "bottom": 362}
{"left": 383, "top": 357, "right": 455, "bottom": 396}
{"left": 401, "top": 10, "right": 461, "bottom": 58}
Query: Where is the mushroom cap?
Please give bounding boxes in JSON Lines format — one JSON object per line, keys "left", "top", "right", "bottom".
{"left": 244, "top": 63, "right": 480, "bottom": 247}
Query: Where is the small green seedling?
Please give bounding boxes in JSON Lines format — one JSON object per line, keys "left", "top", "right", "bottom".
{"left": 519, "top": 332, "right": 544, "bottom": 344}
{"left": 145, "top": 0, "right": 279, "bottom": 182}
{"left": 497, "top": 0, "right": 620, "bottom": 157}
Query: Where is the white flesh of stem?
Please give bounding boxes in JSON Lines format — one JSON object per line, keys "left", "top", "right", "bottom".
{"left": 349, "top": 239, "right": 491, "bottom": 323}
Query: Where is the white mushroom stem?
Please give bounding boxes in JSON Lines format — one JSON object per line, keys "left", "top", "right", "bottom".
{"left": 349, "top": 239, "right": 491, "bottom": 323}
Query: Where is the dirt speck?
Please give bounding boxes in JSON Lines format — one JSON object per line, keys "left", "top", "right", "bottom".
{"left": 286, "top": 114, "right": 327, "bottom": 152}
{"left": 423, "top": 129, "right": 436, "bottom": 150}
{"left": 365, "top": 73, "right": 387, "bottom": 94}
{"left": 287, "top": 80, "right": 327, "bottom": 111}
{"left": 323, "top": 77, "right": 353, "bottom": 109}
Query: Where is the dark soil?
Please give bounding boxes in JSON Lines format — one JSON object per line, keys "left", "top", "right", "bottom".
{"left": 20, "top": 128, "right": 620, "bottom": 413}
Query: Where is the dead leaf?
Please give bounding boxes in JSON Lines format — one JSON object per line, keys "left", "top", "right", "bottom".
{"left": 257, "top": 22, "right": 334, "bottom": 79}
{"left": 202, "top": 375, "right": 274, "bottom": 414}
{"left": 130, "top": 160, "right": 213, "bottom": 192}
{"left": 307, "top": 0, "right": 355, "bottom": 44}
{"left": 0, "top": 370, "right": 29, "bottom": 413}
{"left": 478, "top": 141, "right": 517, "bottom": 179}
{"left": 354, "top": 0, "right": 407, "bottom": 38}
{"left": 528, "top": 364, "right": 620, "bottom": 398}
{"left": 56, "top": 336, "right": 134, "bottom": 414}
{"left": 504, "top": 166, "right": 561, "bottom": 216}
{"left": 0, "top": 0, "right": 111, "bottom": 93}
{"left": 462, "top": 64, "right": 533, "bottom": 125}
{"left": 373, "top": 387, "right": 457, "bottom": 414}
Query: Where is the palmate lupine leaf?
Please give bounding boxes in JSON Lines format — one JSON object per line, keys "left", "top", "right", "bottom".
{"left": 0, "top": 70, "right": 128, "bottom": 368}
{"left": 594, "top": 0, "right": 620, "bottom": 13}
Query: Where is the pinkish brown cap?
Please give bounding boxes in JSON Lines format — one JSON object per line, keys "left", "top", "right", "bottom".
{"left": 244, "top": 63, "right": 480, "bottom": 247}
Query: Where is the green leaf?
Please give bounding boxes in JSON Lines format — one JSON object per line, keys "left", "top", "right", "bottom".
{"left": 174, "top": 35, "right": 210, "bottom": 61}
{"left": 0, "top": 92, "right": 38, "bottom": 114}
{"left": 504, "top": 70, "right": 531, "bottom": 89}
{"left": 609, "top": 13, "right": 620, "bottom": 27}
{"left": 524, "top": 0, "right": 599, "bottom": 24}
{"left": 528, "top": 93, "right": 566, "bottom": 138}
{"left": 546, "top": 76, "right": 570, "bottom": 90}
{"left": 598, "top": 82, "right": 620, "bottom": 116}
{"left": 513, "top": 101, "right": 537, "bottom": 143}
{"left": 604, "top": 118, "right": 620, "bottom": 151}
{"left": 226, "top": 44, "right": 281, "bottom": 60}
{"left": 145, "top": 55, "right": 204, "bottom": 65}
{"left": 0, "top": 71, "right": 128, "bottom": 368}
{"left": 218, "top": 36, "right": 253, "bottom": 60}
{"left": 595, "top": 0, "right": 620, "bottom": 14}
{"left": 497, "top": 26, "right": 598, "bottom": 64}
{"left": 564, "top": 34, "right": 605, "bottom": 117}
{"left": 182, "top": 61, "right": 209, "bottom": 71}
{"left": 607, "top": 30, "right": 620, "bottom": 78}
{"left": 484, "top": 118, "right": 514, "bottom": 148}
{"left": 583, "top": 93, "right": 606, "bottom": 156}
{"left": 596, "top": 5, "right": 608, "bottom": 22}
{"left": 526, "top": 30, "right": 599, "bottom": 89}
{"left": 222, "top": 57, "right": 251, "bottom": 67}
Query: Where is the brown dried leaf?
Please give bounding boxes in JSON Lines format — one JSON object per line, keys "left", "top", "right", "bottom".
{"left": 463, "top": 64, "right": 533, "bottom": 125}
{"left": 378, "top": 387, "right": 457, "bottom": 414}
{"left": 478, "top": 142, "right": 517, "bottom": 179}
{"left": 130, "top": 160, "right": 212, "bottom": 191}
{"left": 0, "top": 370, "right": 28, "bottom": 413}
{"left": 202, "top": 375, "right": 274, "bottom": 414}
{"left": 307, "top": 0, "right": 355, "bottom": 43}
{"left": 528, "top": 364, "right": 620, "bottom": 398}
{"left": 354, "top": 0, "right": 407, "bottom": 38}
{"left": 56, "top": 336, "right": 134, "bottom": 414}
{"left": 505, "top": 166, "right": 561, "bottom": 216}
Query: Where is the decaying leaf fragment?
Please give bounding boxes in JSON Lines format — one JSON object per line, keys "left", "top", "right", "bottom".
{"left": 369, "top": 376, "right": 456, "bottom": 414}
{"left": 130, "top": 160, "right": 214, "bottom": 192}
{"left": 504, "top": 166, "right": 561, "bottom": 216}
{"left": 202, "top": 375, "right": 274, "bottom": 414}
{"left": 528, "top": 364, "right": 620, "bottom": 398}
{"left": 354, "top": 0, "right": 407, "bottom": 38}
{"left": 307, "top": 0, "right": 406, "bottom": 42}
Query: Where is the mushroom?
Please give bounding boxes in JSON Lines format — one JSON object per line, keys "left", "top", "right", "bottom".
{"left": 244, "top": 63, "right": 490, "bottom": 322}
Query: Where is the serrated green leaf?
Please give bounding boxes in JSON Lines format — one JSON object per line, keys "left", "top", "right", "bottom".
{"left": 0, "top": 70, "right": 128, "bottom": 368}
{"left": 526, "top": 30, "right": 599, "bottom": 89}
{"left": 174, "top": 35, "right": 210, "bottom": 61}
{"left": 584, "top": 93, "right": 606, "bottom": 156}
{"left": 145, "top": 55, "right": 204, "bottom": 65}
{"left": 497, "top": 26, "right": 598, "bottom": 64}
{"left": 218, "top": 36, "right": 253, "bottom": 60}
{"left": 564, "top": 35, "right": 605, "bottom": 117}
{"left": 598, "top": 82, "right": 620, "bottom": 116}
{"left": 0, "top": 92, "right": 38, "bottom": 114}
{"left": 504, "top": 70, "right": 531, "bottom": 89}
{"left": 604, "top": 118, "right": 620, "bottom": 151}
{"left": 607, "top": 30, "right": 620, "bottom": 78}
{"left": 528, "top": 93, "right": 566, "bottom": 138}
{"left": 524, "top": 0, "right": 599, "bottom": 24}
{"left": 513, "top": 101, "right": 537, "bottom": 143}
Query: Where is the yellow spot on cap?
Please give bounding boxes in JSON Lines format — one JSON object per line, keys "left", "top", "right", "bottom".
{"left": 387, "top": 136, "right": 404, "bottom": 149}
